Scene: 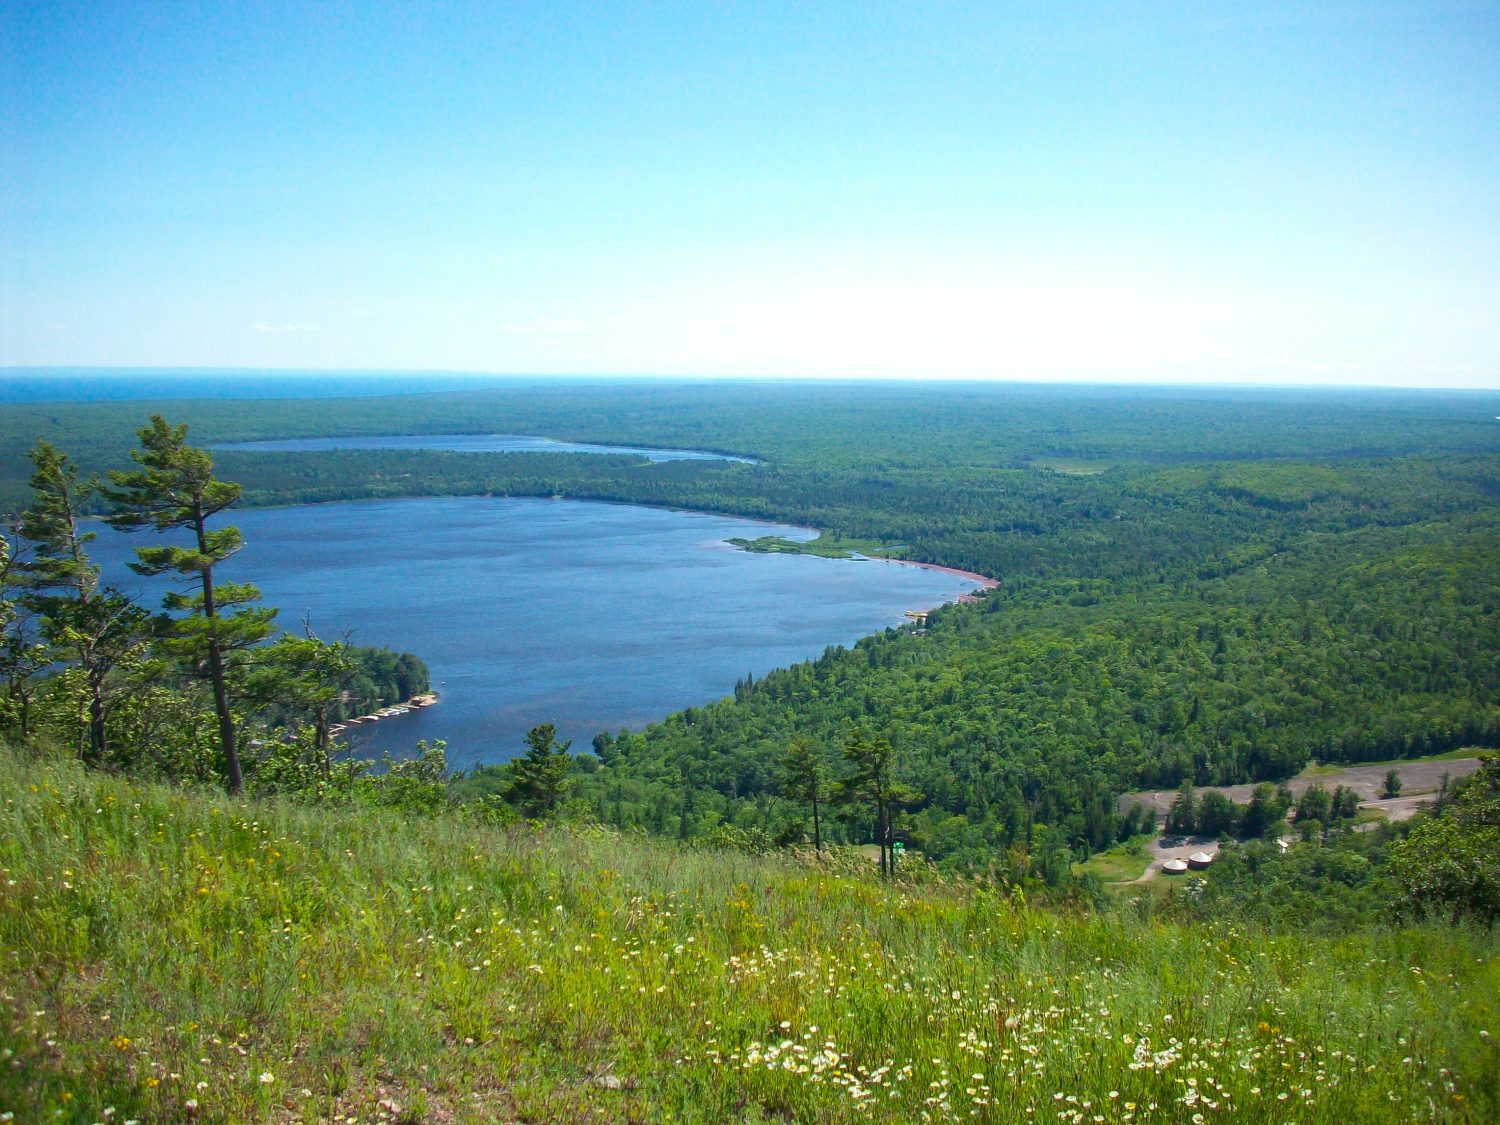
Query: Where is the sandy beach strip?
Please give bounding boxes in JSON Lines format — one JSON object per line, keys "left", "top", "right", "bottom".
{"left": 875, "top": 555, "right": 1000, "bottom": 588}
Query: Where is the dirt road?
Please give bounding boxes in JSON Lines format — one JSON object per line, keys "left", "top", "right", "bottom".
{"left": 1118, "top": 756, "right": 1483, "bottom": 822}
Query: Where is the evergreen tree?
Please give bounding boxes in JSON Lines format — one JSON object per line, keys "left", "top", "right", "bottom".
{"left": 104, "top": 416, "right": 276, "bottom": 793}
{"left": 1383, "top": 769, "right": 1403, "bottom": 799}
{"left": 1332, "top": 784, "right": 1361, "bottom": 821}
{"left": 17, "top": 441, "right": 96, "bottom": 600}
{"left": 507, "top": 723, "right": 573, "bottom": 817}
{"left": 0, "top": 529, "right": 49, "bottom": 740}
{"left": 18, "top": 441, "right": 148, "bottom": 762}
{"left": 782, "top": 734, "right": 831, "bottom": 851}
{"left": 1197, "top": 789, "right": 1238, "bottom": 837}
{"left": 1239, "top": 782, "right": 1284, "bottom": 838}
{"left": 1166, "top": 780, "right": 1198, "bottom": 835}
{"left": 836, "top": 729, "right": 916, "bottom": 878}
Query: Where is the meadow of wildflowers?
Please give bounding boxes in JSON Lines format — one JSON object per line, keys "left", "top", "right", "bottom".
{"left": 1, "top": 751, "right": 1495, "bottom": 1123}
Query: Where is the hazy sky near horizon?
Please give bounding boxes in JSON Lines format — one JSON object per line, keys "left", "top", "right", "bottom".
{"left": 3, "top": 2, "right": 1498, "bottom": 387}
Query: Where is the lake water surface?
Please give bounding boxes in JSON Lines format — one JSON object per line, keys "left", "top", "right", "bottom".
{"left": 89, "top": 498, "right": 975, "bottom": 768}
{"left": 216, "top": 434, "right": 755, "bottom": 462}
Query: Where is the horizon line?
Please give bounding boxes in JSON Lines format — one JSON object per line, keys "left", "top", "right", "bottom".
{"left": 3, "top": 365, "right": 1498, "bottom": 395}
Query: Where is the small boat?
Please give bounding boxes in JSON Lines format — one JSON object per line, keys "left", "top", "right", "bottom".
{"left": 1162, "top": 858, "right": 1189, "bottom": 875}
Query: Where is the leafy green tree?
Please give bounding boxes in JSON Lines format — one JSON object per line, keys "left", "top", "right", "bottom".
{"left": 104, "top": 416, "right": 276, "bottom": 793}
{"left": 507, "top": 723, "right": 573, "bottom": 817}
{"left": 1382, "top": 769, "right": 1403, "bottom": 799}
{"left": 247, "top": 625, "right": 359, "bottom": 776}
{"left": 1294, "top": 784, "right": 1333, "bottom": 826}
{"left": 1116, "top": 802, "right": 1153, "bottom": 841}
{"left": 1197, "top": 789, "right": 1239, "bottom": 837}
{"left": 98, "top": 654, "right": 220, "bottom": 782}
{"left": 782, "top": 734, "right": 831, "bottom": 851}
{"left": 357, "top": 741, "right": 450, "bottom": 814}
{"left": 39, "top": 592, "right": 150, "bottom": 763}
{"left": 1391, "top": 756, "right": 1500, "bottom": 922}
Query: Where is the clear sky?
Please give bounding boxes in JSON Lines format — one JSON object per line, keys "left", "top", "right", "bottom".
{"left": 2, "top": 1, "right": 1497, "bottom": 386}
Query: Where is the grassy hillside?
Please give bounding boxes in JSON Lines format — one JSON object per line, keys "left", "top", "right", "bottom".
{"left": 2, "top": 749, "right": 1495, "bottom": 1123}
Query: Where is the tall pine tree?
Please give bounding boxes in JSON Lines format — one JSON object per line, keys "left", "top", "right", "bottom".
{"left": 782, "top": 734, "right": 830, "bottom": 852}
{"left": 837, "top": 729, "right": 917, "bottom": 878}
{"left": 104, "top": 417, "right": 275, "bottom": 793}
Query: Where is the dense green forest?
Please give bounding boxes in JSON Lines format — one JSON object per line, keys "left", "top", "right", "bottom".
{"left": 2, "top": 381, "right": 1498, "bottom": 873}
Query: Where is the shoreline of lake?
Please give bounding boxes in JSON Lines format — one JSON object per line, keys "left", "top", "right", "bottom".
{"left": 873, "top": 556, "right": 1000, "bottom": 590}
{"left": 330, "top": 691, "right": 439, "bottom": 737}
{"left": 87, "top": 496, "right": 974, "bottom": 767}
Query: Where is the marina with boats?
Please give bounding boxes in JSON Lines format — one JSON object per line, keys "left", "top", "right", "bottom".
{"left": 329, "top": 692, "right": 439, "bottom": 739}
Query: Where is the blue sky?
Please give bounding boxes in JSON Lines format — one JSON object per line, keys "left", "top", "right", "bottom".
{"left": 2, "top": 1, "right": 1497, "bottom": 386}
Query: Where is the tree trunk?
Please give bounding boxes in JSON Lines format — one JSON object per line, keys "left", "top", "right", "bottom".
{"left": 811, "top": 793, "right": 822, "bottom": 852}
{"left": 196, "top": 513, "right": 242, "bottom": 795}
{"left": 206, "top": 637, "right": 241, "bottom": 793}
{"left": 87, "top": 669, "right": 106, "bottom": 763}
{"left": 314, "top": 705, "right": 330, "bottom": 778}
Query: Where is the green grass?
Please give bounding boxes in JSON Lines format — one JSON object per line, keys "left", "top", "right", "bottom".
{"left": 1072, "top": 835, "right": 1155, "bottom": 884}
{"left": 2, "top": 751, "right": 1497, "bottom": 1123}
{"left": 1303, "top": 747, "right": 1488, "bottom": 775}
{"left": 1025, "top": 458, "right": 1122, "bottom": 475}
{"left": 727, "top": 531, "right": 890, "bottom": 559}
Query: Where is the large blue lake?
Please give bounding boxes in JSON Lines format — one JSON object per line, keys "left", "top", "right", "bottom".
{"left": 88, "top": 498, "right": 975, "bottom": 769}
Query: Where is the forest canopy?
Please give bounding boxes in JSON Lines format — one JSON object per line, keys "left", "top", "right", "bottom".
{"left": 3, "top": 382, "right": 1497, "bottom": 873}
